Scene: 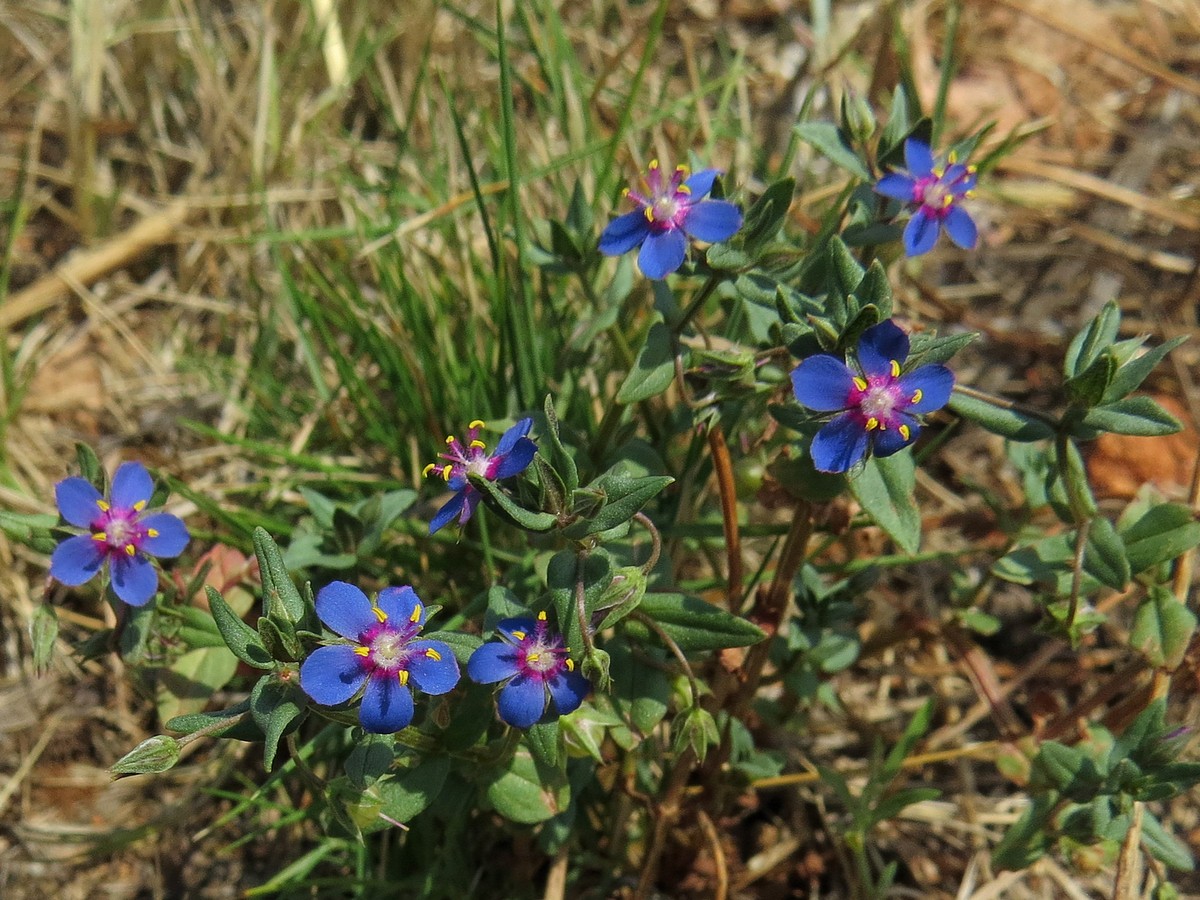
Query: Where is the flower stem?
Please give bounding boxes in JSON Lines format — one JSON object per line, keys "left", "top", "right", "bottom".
{"left": 675, "top": 271, "right": 724, "bottom": 334}
{"left": 633, "top": 511, "right": 661, "bottom": 576}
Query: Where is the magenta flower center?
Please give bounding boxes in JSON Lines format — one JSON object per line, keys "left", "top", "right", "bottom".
{"left": 368, "top": 628, "right": 411, "bottom": 673}
{"left": 426, "top": 420, "right": 498, "bottom": 485}
{"left": 92, "top": 505, "right": 149, "bottom": 556}
{"left": 859, "top": 380, "right": 901, "bottom": 420}
{"left": 514, "top": 619, "right": 572, "bottom": 682}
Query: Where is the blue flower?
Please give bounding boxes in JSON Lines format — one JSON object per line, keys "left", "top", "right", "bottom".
{"left": 49, "top": 461, "right": 189, "bottom": 606}
{"left": 875, "top": 139, "right": 978, "bottom": 256}
{"left": 599, "top": 160, "right": 742, "bottom": 279}
{"left": 300, "top": 581, "right": 460, "bottom": 734}
{"left": 790, "top": 320, "right": 954, "bottom": 473}
{"left": 467, "top": 612, "right": 590, "bottom": 728}
{"left": 424, "top": 418, "right": 537, "bottom": 534}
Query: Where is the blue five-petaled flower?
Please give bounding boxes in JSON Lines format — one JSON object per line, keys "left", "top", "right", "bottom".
{"left": 424, "top": 418, "right": 537, "bottom": 534}
{"left": 49, "top": 461, "right": 190, "bottom": 606}
{"left": 599, "top": 160, "right": 743, "bottom": 279}
{"left": 300, "top": 581, "right": 460, "bottom": 734}
{"left": 467, "top": 611, "right": 591, "bottom": 728}
{"left": 875, "top": 139, "right": 978, "bottom": 257}
{"left": 791, "top": 320, "right": 955, "bottom": 473}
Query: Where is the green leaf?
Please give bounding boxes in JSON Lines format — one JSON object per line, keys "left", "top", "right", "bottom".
{"left": 827, "top": 235, "right": 865, "bottom": 298}
{"left": 1105, "top": 336, "right": 1187, "bottom": 402}
{"left": 1121, "top": 503, "right": 1200, "bottom": 575}
{"left": 992, "top": 793, "right": 1056, "bottom": 871}
{"left": 1131, "top": 585, "right": 1197, "bottom": 669}
{"left": 421, "top": 629, "right": 483, "bottom": 666}
{"left": 378, "top": 754, "right": 451, "bottom": 824}
{"left": 156, "top": 645, "right": 240, "bottom": 725}
{"left": 608, "top": 640, "right": 670, "bottom": 736}
{"left": 345, "top": 734, "right": 395, "bottom": 789}
{"left": 75, "top": 442, "right": 104, "bottom": 489}
{"left": 740, "top": 177, "right": 795, "bottom": 253}
{"left": 111, "top": 735, "right": 181, "bottom": 776}
{"left": 594, "top": 566, "right": 648, "bottom": 631}
{"left": 483, "top": 747, "right": 570, "bottom": 824}
{"left": 1064, "top": 349, "right": 1117, "bottom": 406}
{"left": 166, "top": 699, "right": 251, "bottom": 736}
{"left": 542, "top": 395, "right": 578, "bottom": 494}
{"left": 467, "top": 472, "right": 557, "bottom": 532}
{"left": 1056, "top": 438, "right": 1097, "bottom": 519}
{"left": 1083, "top": 518, "right": 1129, "bottom": 590}
{"left": 850, "top": 453, "right": 921, "bottom": 554}
{"left": 617, "top": 319, "right": 676, "bottom": 404}
{"left": 949, "top": 391, "right": 1056, "bottom": 442}
{"left": 548, "top": 549, "right": 613, "bottom": 654}
{"left": 250, "top": 675, "right": 307, "bottom": 772}
{"left": 850, "top": 260, "right": 892, "bottom": 318}
{"left": 525, "top": 720, "right": 561, "bottom": 769}
{"left": 793, "top": 122, "right": 872, "bottom": 181}
{"left": 1081, "top": 396, "right": 1182, "bottom": 437}
{"left": 627, "top": 592, "right": 764, "bottom": 651}
{"left": 31, "top": 604, "right": 58, "bottom": 675}
{"left": 206, "top": 585, "right": 272, "bottom": 668}
{"left": 569, "top": 472, "right": 673, "bottom": 538}
{"left": 253, "top": 527, "right": 305, "bottom": 624}
{"left": 1141, "top": 810, "right": 1195, "bottom": 870}
{"left": 905, "top": 330, "right": 977, "bottom": 368}
{"left": 1065, "top": 300, "right": 1120, "bottom": 378}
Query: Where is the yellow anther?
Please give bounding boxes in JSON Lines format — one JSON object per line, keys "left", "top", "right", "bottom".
{"left": 124, "top": 544, "right": 136, "bottom": 556}
{"left": 372, "top": 606, "right": 388, "bottom": 623}
{"left": 445, "top": 434, "right": 456, "bottom": 445}
{"left": 399, "top": 671, "right": 410, "bottom": 685}
{"left": 527, "top": 652, "right": 540, "bottom": 664}
{"left": 911, "top": 389, "right": 923, "bottom": 404}
{"left": 425, "top": 648, "right": 441, "bottom": 661}
{"left": 678, "top": 184, "right": 691, "bottom": 194}
{"left": 948, "top": 151, "right": 958, "bottom": 164}
{"left": 354, "top": 646, "right": 370, "bottom": 657}
{"left": 943, "top": 195, "right": 954, "bottom": 208}
{"left": 537, "top": 611, "right": 547, "bottom": 621}
{"left": 899, "top": 424, "right": 911, "bottom": 441}
{"left": 93, "top": 532, "right": 107, "bottom": 542}
{"left": 97, "top": 500, "right": 110, "bottom": 512}
{"left": 853, "top": 377, "right": 868, "bottom": 392}
{"left": 866, "top": 417, "right": 879, "bottom": 431}
{"left": 469, "top": 440, "right": 487, "bottom": 450}
{"left": 644, "top": 207, "right": 655, "bottom": 222}
{"left": 512, "top": 630, "right": 526, "bottom": 641}
{"left": 441, "top": 464, "right": 453, "bottom": 481}
{"left": 565, "top": 659, "right": 575, "bottom": 671}
{"left": 675, "top": 164, "right": 689, "bottom": 175}
{"left": 148, "top": 528, "right": 159, "bottom": 538}
{"left": 965, "top": 189, "right": 976, "bottom": 199}
{"left": 622, "top": 187, "right": 631, "bottom": 197}
{"left": 410, "top": 603, "right": 423, "bottom": 623}
{"left": 423, "top": 463, "right": 436, "bottom": 477}
{"left": 967, "top": 164, "right": 977, "bottom": 174}
{"left": 649, "top": 159, "right": 659, "bottom": 170}
{"left": 133, "top": 500, "right": 147, "bottom": 512}
{"left": 889, "top": 359, "right": 901, "bottom": 377}
{"left": 469, "top": 419, "right": 485, "bottom": 430}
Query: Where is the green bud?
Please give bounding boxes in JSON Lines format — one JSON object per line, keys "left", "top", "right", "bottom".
{"left": 111, "top": 735, "right": 181, "bottom": 776}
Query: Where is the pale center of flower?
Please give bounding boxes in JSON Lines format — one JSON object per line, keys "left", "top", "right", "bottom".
{"left": 101, "top": 515, "right": 138, "bottom": 550}
{"left": 860, "top": 385, "right": 899, "bottom": 420}
{"left": 522, "top": 642, "right": 560, "bottom": 675}
{"left": 651, "top": 195, "right": 679, "bottom": 222}
{"left": 466, "top": 453, "right": 492, "bottom": 479}
{"left": 370, "top": 631, "right": 407, "bottom": 670}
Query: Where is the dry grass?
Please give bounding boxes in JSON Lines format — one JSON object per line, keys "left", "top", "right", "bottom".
{"left": 2, "top": 0, "right": 1200, "bottom": 897}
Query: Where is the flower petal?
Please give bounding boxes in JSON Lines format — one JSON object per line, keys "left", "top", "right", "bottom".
{"left": 897, "top": 364, "right": 954, "bottom": 414}
{"left": 377, "top": 585, "right": 424, "bottom": 627}
{"left": 458, "top": 490, "right": 481, "bottom": 525}
{"left": 874, "top": 172, "right": 918, "bottom": 202}
{"left": 491, "top": 437, "right": 536, "bottom": 480}
{"left": 406, "top": 640, "right": 461, "bottom": 695}
{"left": 360, "top": 674, "right": 415, "bottom": 733}
{"left": 301, "top": 644, "right": 368, "bottom": 706}
{"left": 872, "top": 415, "right": 921, "bottom": 458}
{"left": 315, "top": 581, "right": 378, "bottom": 640}
{"left": 942, "top": 206, "right": 977, "bottom": 250}
{"left": 791, "top": 355, "right": 857, "bottom": 412}
{"left": 810, "top": 413, "right": 869, "bottom": 473}
{"left": 637, "top": 228, "right": 687, "bottom": 280}
{"left": 598, "top": 209, "right": 650, "bottom": 257}
{"left": 903, "top": 208, "right": 941, "bottom": 257}
{"left": 50, "top": 534, "right": 105, "bottom": 586}
{"left": 682, "top": 200, "right": 742, "bottom": 244}
{"left": 110, "top": 461, "right": 154, "bottom": 510}
{"left": 904, "top": 139, "right": 935, "bottom": 177}
{"left": 496, "top": 617, "right": 538, "bottom": 643}
{"left": 496, "top": 675, "right": 546, "bottom": 728}
{"left": 110, "top": 554, "right": 159, "bottom": 606}
{"left": 55, "top": 477, "right": 103, "bottom": 528}
{"left": 682, "top": 168, "right": 720, "bottom": 198}
{"left": 547, "top": 668, "right": 590, "bottom": 717}
{"left": 857, "top": 320, "right": 910, "bottom": 377}
{"left": 495, "top": 418, "right": 533, "bottom": 454}
{"left": 140, "top": 513, "right": 189, "bottom": 558}
{"left": 429, "top": 490, "right": 467, "bottom": 535}
{"left": 467, "top": 640, "right": 521, "bottom": 684}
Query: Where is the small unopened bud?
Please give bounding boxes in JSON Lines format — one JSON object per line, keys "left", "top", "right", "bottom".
{"left": 111, "top": 735, "right": 181, "bottom": 776}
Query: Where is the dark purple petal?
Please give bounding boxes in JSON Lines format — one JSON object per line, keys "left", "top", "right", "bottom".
{"left": 874, "top": 172, "right": 918, "bottom": 202}
{"left": 547, "top": 668, "right": 590, "bottom": 717}
{"left": 810, "top": 413, "right": 869, "bottom": 473}
{"left": 681, "top": 200, "right": 742, "bottom": 243}
{"left": 458, "top": 490, "right": 482, "bottom": 525}
{"left": 109, "top": 553, "right": 158, "bottom": 606}
{"left": 942, "top": 206, "right": 977, "bottom": 250}
{"left": 315, "top": 581, "right": 377, "bottom": 640}
{"left": 50, "top": 534, "right": 105, "bottom": 586}
{"left": 492, "top": 437, "right": 536, "bottom": 480}
{"left": 496, "top": 617, "right": 538, "bottom": 643}
{"left": 359, "top": 674, "right": 414, "bottom": 733}
{"left": 377, "top": 585, "right": 424, "bottom": 627}
{"left": 140, "top": 513, "right": 189, "bottom": 558}
{"left": 897, "top": 365, "right": 954, "bottom": 414}
{"left": 857, "top": 321, "right": 910, "bottom": 377}
{"left": 467, "top": 641, "right": 521, "bottom": 684}
{"left": 872, "top": 415, "right": 921, "bottom": 458}
{"left": 495, "top": 418, "right": 533, "bottom": 454}
{"left": 55, "top": 477, "right": 103, "bottom": 528}
{"left": 904, "top": 139, "right": 935, "bottom": 177}
{"left": 301, "top": 644, "right": 368, "bottom": 706}
{"left": 682, "top": 168, "right": 720, "bottom": 198}
{"left": 429, "top": 490, "right": 467, "bottom": 535}
{"left": 110, "top": 461, "right": 154, "bottom": 510}
{"left": 637, "top": 228, "right": 687, "bottom": 280}
{"left": 406, "top": 640, "right": 461, "bottom": 695}
{"left": 598, "top": 209, "right": 651, "bottom": 257}
{"left": 496, "top": 675, "right": 546, "bottom": 728}
{"left": 791, "top": 355, "right": 857, "bottom": 412}
{"left": 903, "top": 208, "right": 941, "bottom": 257}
